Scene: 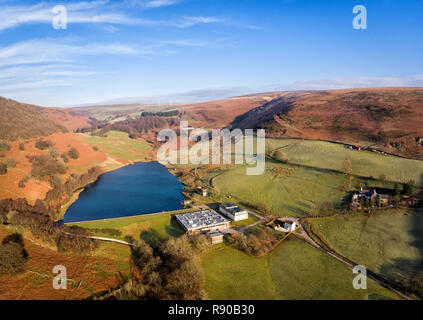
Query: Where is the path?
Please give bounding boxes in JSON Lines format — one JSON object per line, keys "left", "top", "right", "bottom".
{"left": 296, "top": 221, "right": 414, "bottom": 300}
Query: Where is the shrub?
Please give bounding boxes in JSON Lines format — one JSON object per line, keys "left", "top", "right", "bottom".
{"left": 402, "top": 183, "right": 414, "bottom": 196}
{"left": 35, "top": 139, "right": 53, "bottom": 150}
{"left": 0, "top": 243, "right": 27, "bottom": 274}
{"left": 61, "top": 153, "right": 69, "bottom": 163}
{"left": 0, "top": 163, "right": 7, "bottom": 175}
{"left": 49, "top": 148, "right": 60, "bottom": 159}
{"left": 0, "top": 233, "right": 27, "bottom": 275}
{"left": 29, "top": 154, "right": 66, "bottom": 179}
{"left": 5, "top": 157, "right": 16, "bottom": 168}
{"left": 68, "top": 147, "right": 79, "bottom": 160}
{"left": 227, "top": 227, "right": 283, "bottom": 257}
{"left": 93, "top": 145, "right": 99, "bottom": 151}
{"left": 56, "top": 229, "right": 98, "bottom": 253}
{"left": 272, "top": 149, "right": 288, "bottom": 163}
{"left": 19, "top": 143, "right": 25, "bottom": 151}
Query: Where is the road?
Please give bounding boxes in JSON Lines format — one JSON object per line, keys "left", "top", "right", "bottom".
{"left": 295, "top": 221, "right": 414, "bottom": 300}
{"left": 233, "top": 208, "right": 414, "bottom": 300}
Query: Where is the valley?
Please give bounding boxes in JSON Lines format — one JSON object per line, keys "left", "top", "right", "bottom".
{"left": 1, "top": 88, "right": 423, "bottom": 300}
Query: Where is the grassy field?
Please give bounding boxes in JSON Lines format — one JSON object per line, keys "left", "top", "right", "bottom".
{"left": 82, "top": 130, "right": 152, "bottom": 162}
{"left": 68, "top": 209, "right": 195, "bottom": 242}
{"left": 201, "top": 238, "right": 399, "bottom": 300}
{"left": 209, "top": 159, "right": 394, "bottom": 217}
{"left": 308, "top": 209, "right": 423, "bottom": 284}
{"left": 231, "top": 214, "right": 260, "bottom": 228}
{"left": 266, "top": 138, "right": 423, "bottom": 186}
{"left": 201, "top": 243, "right": 280, "bottom": 300}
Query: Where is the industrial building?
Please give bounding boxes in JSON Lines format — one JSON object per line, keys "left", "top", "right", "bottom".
{"left": 175, "top": 210, "right": 230, "bottom": 234}
{"left": 219, "top": 203, "right": 249, "bottom": 221}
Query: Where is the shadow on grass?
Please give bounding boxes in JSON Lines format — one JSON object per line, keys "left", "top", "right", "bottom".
{"left": 378, "top": 174, "right": 423, "bottom": 297}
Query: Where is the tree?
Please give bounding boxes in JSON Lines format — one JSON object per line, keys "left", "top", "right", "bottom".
{"left": 272, "top": 149, "right": 288, "bottom": 163}
{"left": 68, "top": 147, "right": 79, "bottom": 160}
{"left": 394, "top": 183, "right": 401, "bottom": 197}
{"left": 0, "top": 163, "right": 7, "bottom": 175}
{"left": 49, "top": 148, "right": 60, "bottom": 159}
{"left": 0, "top": 233, "right": 28, "bottom": 275}
{"left": 402, "top": 183, "right": 414, "bottom": 196}
{"left": 35, "top": 139, "right": 53, "bottom": 150}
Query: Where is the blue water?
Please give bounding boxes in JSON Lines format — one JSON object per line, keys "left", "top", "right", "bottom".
{"left": 64, "top": 162, "right": 185, "bottom": 223}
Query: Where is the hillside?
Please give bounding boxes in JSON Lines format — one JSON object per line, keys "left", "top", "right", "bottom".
{"left": 72, "top": 92, "right": 283, "bottom": 128}
{"left": 40, "top": 107, "right": 91, "bottom": 132}
{"left": 231, "top": 88, "right": 423, "bottom": 159}
{"left": 0, "top": 97, "right": 67, "bottom": 141}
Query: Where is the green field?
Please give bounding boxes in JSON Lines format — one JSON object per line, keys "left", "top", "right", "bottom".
{"left": 266, "top": 138, "right": 423, "bottom": 186}
{"left": 308, "top": 209, "right": 423, "bottom": 284}
{"left": 82, "top": 130, "right": 152, "bottom": 162}
{"left": 68, "top": 210, "right": 194, "bottom": 242}
{"left": 210, "top": 160, "right": 393, "bottom": 217}
{"left": 201, "top": 238, "right": 399, "bottom": 300}
{"left": 231, "top": 214, "right": 260, "bottom": 228}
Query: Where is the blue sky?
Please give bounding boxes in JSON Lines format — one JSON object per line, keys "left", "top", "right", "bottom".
{"left": 0, "top": 0, "right": 422, "bottom": 107}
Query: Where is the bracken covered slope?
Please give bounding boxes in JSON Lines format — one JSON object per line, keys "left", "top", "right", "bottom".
{"left": 231, "top": 88, "right": 423, "bottom": 159}
{"left": 0, "top": 97, "right": 68, "bottom": 141}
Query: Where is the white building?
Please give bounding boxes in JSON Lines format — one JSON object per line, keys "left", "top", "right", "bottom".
{"left": 275, "top": 220, "right": 297, "bottom": 232}
{"left": 219, "top": 203, "right": 249, "bottom": 221}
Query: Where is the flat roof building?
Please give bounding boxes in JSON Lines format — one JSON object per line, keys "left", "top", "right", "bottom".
{"left": 209, "top": 231, "right": 224, "bottom": 245}
{"left": 175, "top": 210, "right": 230, "bottom": 233}
{"left": 219, "top": 203, "right": 249, "bottom": 221}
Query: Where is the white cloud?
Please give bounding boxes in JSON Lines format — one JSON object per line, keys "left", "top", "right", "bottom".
{"left": 0, "top": 38, "right": 140, "bottom": 67}
{"left": 0, "top": 1, "right": 256, "bottom": 31}
{"left": 272, "top": 75, "right": 423, "bottom": 91}
{"left": 141, "top": 0, "right": 182, "bottom": 8}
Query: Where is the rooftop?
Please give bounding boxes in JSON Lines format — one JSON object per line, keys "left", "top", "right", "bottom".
{"left": 176, "top": 210, "right": 229, "bottom": 231}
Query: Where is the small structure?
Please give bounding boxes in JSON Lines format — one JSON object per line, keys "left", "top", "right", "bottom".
{"left": 182, "top": 199, "right": 193, "bottom": 207}
{"left": 377, "top": 194, "right": 390, "bottom": 206}
{"left": 175, "top": 210, "right": 230, "bottom": 234}
{"left": 219, "top": 203, "right": 249, "bottom": 221}
{"left": 274, "top": 220, "right": 297, "bottom": 232}
{"left": 209, "top": 231, "right": 224, "bottom": 245}
{"left": 198, "top": 187, "right": 208, "bottom": 197}
{"left": 401, "top": 197, "right": 420, "bottom": 207}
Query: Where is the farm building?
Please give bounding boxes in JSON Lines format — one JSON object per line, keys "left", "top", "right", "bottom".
{"left": 175, "top": 210, "right": 230, "bottom": 233}
{"left": 274, "top": 220, "right": 297, "bottom": 232}
{"left": 209, "top": 231, "right": 224, "bottom": 245}
{"left": 198, "top": 187, "right": 208, "bottom": 197}
{"left": 219, "top": 203, "right": 249, "bottom": 221}
{"left": 351, "top": 187, "right": 391, "bottom": 208}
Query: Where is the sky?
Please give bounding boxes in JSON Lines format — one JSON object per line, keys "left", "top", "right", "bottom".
{"left": 0, "top": 0, "right": 422, "bottom": 107}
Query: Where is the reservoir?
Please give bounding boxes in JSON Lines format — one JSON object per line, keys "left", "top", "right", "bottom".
{"left": 64, "top": 162, "right": 185, "bottom": 223}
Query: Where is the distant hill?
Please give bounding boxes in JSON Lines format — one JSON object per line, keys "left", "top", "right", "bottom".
{"left": 72, "top": 93, "right": 284, "bottom": 128}
{"left": 231, "top": 88, "right": 423, "bottom": 159}
{"left": 0, "top": 97, "right": 68, "bottom": 141}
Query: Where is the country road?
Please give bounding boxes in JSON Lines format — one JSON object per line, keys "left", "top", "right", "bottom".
{"left": 296, "top": 222, "right": 414, "bottom": 300}
{"left": 232, "top": 208, "right": 414, "bottom": 300}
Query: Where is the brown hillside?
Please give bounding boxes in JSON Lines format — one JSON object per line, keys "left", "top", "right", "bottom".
{"left": 179, "top": 92, "right": 283, "bottom": 128}
{"left": 41, "top": 107, "right": 91, "bottom": 131}
{"left": 231, "top": 88, "right": 423, "bottom": 159}
{"left": 0, "top": 97, "right": 67, "bottom": 141}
